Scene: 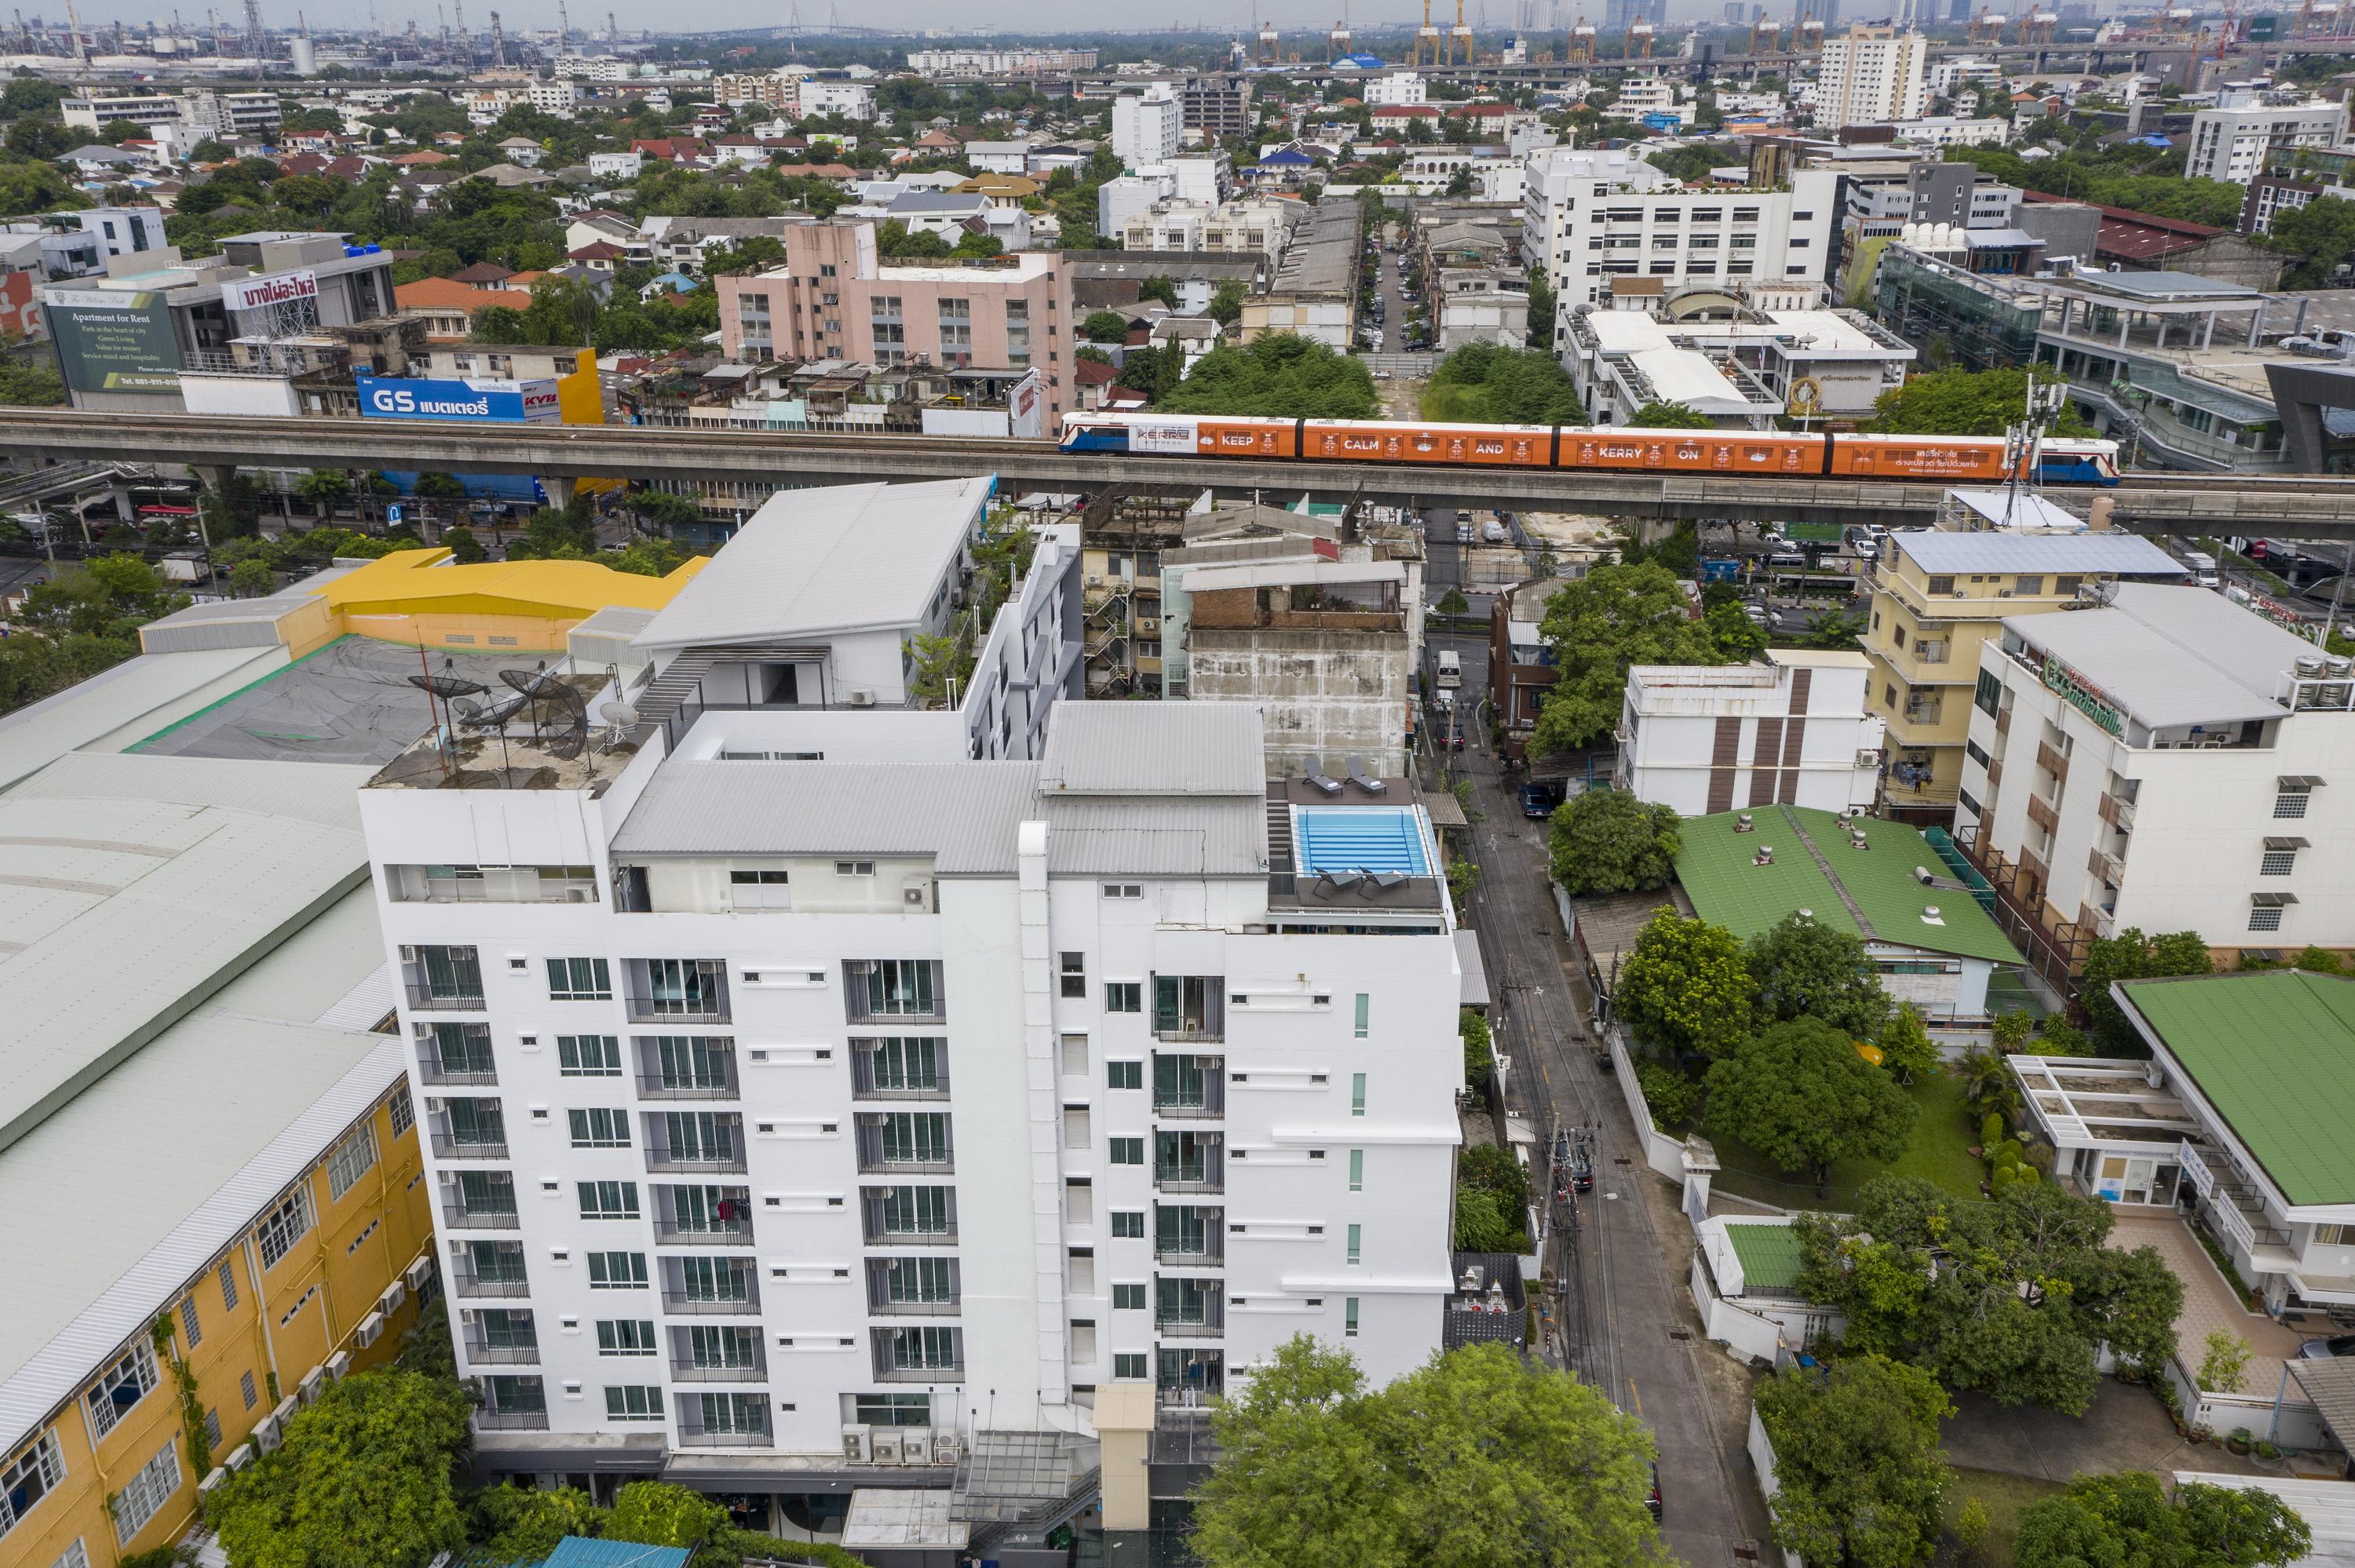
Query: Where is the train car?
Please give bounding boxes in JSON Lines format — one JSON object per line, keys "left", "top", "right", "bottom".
{"left": 1557, "top": 426, "right": 1827, "bottom": 475}
{"left": 1301, "top": 419, "right": 1554, "bottom": 467}
{"left": 1058, "top": 412, "right": 1299, "bottom": 459}
{"left": 1822, "top": 432, "right": 2014, "bottom": 483}
{"left": 2036, "top": 439, "right": 2123, "bottom": 487}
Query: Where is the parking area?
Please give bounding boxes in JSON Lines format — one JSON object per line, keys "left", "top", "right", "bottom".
{"left": 2110, "top": 1212, "right": 2307, "bottom": 1397}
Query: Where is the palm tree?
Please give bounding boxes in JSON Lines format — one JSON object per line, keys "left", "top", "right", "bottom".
{"left": 294, "top": 468, "right": 352, "bottom": 520}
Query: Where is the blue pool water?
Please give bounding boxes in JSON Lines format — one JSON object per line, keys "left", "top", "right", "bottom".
{"left": 1294, "top": 807, "right": 1430, "bottom": 876}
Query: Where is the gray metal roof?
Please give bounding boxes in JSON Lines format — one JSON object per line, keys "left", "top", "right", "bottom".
{"left": 1037, "top": 702, "right": 1266, "bottom": 797}
{"left": 2006, "top": 583, "right": 2319, "bottom": 730}
{"left": 0, "top": 644, "right": 286, "bottom": 790}
{"left": 633, "top": 478, "right": 988, "bottom": 652}
{"left": 1039, "top": 798, "right": 1265, "bottom": 877}
{"left": 0, "top": 751, "right": 373, "bottom": 1155}
{"left": 0, "top": 887, "right": 400, "bottom": 1454}
{"left": 1893, "top": 530, "right": 2184, "bottom": 575}
{"left": 610, "top": 760, "right": 1044, "bottom": 871}
{"left": 1455, "top": 930, "right": 1490, "bottom": 1008}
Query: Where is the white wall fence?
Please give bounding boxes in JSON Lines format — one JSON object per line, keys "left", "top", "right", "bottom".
{"left": 1692, "top": 1250, "right": 1791, "bottom": 1365}
{"left": 1744, "top": 1409, "right": 1807, "bottom": 1568}
{"left": 1605, "top": 1019, "right": 1696, "bottom": 1184}
{"left": 2163, "top": 1354, "right": 2332, "bottom": 1451}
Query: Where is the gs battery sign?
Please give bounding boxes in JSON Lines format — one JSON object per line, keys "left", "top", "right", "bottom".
{"left": 356, "top": 373, "right": 560, "bottom": 423}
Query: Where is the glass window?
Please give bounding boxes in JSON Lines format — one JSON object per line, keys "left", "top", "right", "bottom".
{"left": 595, "top": 1319, "right": 658, "bottom": 1355}
{"left": 547, "top": 957, "right": 612, "bottom": 1001}
{"left": 217, "top": 1262, "right": 239, "bottom": 1314}
{"left": 325, "top": 1122, "right": 378, "bottom": 1201}
{"left": 256, "top": 1187, "right": 313, "bottom": 1270}
{"left": 1061, "top": 952, "right": 1086, "bottom": 999}
{"left": 1108, "top": 1137, "right": 1144, "bottom": 1165}
{"left": 587, "top": 1251, "right": 647, "bottom": 1288}
{"left": 1352, "top": 1073, "right": 1367, "bottom": 1115}
{"left": 1111, "top": 1210, "right": 1145, "bottom": 1238}
{"left": 1349, "top": 1148, "right": 1364, "bottom": 1191}
{"left": 578, "top": 1180, "right": 640, "bottom": 1220}
{"left": 853, "top": 1392, "right": 930, "bottom": 1426}
{"left": 1108, "top": 1061, "right": 1142, "bottom": 1090}
{"left": 1114, "top": 1353, "right": 1148, "bottom": 1378}
{"left": 1353, "top": 994, "right": 1370, "bottom": 1038}
{"left": 110, "top": 1443, "right": 180, "bottom": 1545}
{"left": 1345, "top": 1296, "right": 1360, "bottom": 1336}
{"left": 1346, "top": 1223, "right": 1362, "bottom": 1265}
{"left": 1973, "top": 669, "right": 2003, "bottom": 718}
{"left": 1112, "top": 1282, "right": 1146, "bottom": 1310}
{"left": 1105, "top": 982, "right": 1141, "bottom": 1013}
{"left": 559, "top": 1035, "right": 623, "bottom": 1075}
{"left": 1, "top": 1431, "right": 65, "bottom": 1534}
{"left": 568, "top": 1108, "right": 631, "bottom": 1148}
{"left": 604, "top": 1385, "right": 663, "bottom": 1421}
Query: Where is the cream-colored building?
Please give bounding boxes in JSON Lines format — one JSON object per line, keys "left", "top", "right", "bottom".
{"left": 1864, "top": 530, "right": 2184, "bottom": 822}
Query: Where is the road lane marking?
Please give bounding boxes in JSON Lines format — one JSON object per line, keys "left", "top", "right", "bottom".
{"left": 1629, "top": 1377, "right": 1642, "bottom": 1417}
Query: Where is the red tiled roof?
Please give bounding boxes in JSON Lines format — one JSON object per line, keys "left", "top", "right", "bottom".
{"left": 2021, "top": 190, "right": 2223, "bottom": 257}
{"left": 570, "top": 240, "right": 627, "bottom": 260}
{"left": 1074, "top": 356, "right": 1119, "bottom": 385}
{"left": 390, "top": 148, "right": 454, "bottom": 166}
{"left": 395, "top": 277, "right": 517, "bottom": 313}
{"left": 1371, "top": 104, "right": 1441, "bottom": 117}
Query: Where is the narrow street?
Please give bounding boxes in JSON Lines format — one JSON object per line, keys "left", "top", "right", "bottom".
{"left": 1427, "top": 618, "right": 1776, "bottom": 1567}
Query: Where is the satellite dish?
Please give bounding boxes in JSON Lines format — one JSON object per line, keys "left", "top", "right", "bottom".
{"left": 600, "top": 701, "right": 638, "bottom": 727}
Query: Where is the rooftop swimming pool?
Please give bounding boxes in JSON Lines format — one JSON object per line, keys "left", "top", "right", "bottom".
{"left": 1293, "top": 805, "right": 1432, "bottom": 877}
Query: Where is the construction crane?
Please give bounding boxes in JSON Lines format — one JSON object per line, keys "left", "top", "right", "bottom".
{"left": 1327, "top": 11, "right": 1351, "bottom": 60}
{"left": 1448, "top": 0, "right": 1475, "bottom": 63}
{"left": 62, "top": 0, "right": 86, "bottom": 61}
{"left": 1256, "top": 5, "right": 1278, "bottom": 64}
{"left": 1796, "top": 13, "right": 1824, "bottom": 48}
{"left": 1415, "top": 0, "right": 1441, "bottom": 65}
{"left": 1626, "top": 17, "right": 1653, "bottom": 54}
{"left": 1747, "top": 10, "right": 1779, "bottom": 50}
{"left": 2018, "top": 7, "right": 2056, "bottom": 42}
{"left": 243, "top": 0, "right": 263, "bottom": 58}
{"left": 487, "top": 5, "right": 502, "bottom": 64}
{"left": 1968, "top": 5, "right": 2006, "bottom": 42}
{"left": 1568, "top": 12, "right": 1594, "bottom": 58}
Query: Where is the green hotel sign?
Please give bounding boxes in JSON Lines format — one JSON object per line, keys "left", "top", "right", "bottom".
{"left": 2042, "top": 655, "right": 2123, "bottom": 736}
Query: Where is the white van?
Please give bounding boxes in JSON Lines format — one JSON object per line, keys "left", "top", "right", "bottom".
{"left": 2182, "top": 550, "right": 2220, "bottom": 588}
{"left": 1435, "top": 648, "right": 1462, "bottom": 691}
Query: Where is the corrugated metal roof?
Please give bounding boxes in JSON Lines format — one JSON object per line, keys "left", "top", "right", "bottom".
{"left": 634, "top": 478, "right": 988, "bottom": 651}
{"left": 542, "top": 1540, "right": 693, "bottom": 1568}
{"left": 1455, "top": 930, "right": 1489, "bottom": 1008}
{"left": 2006, "top": 583, "right": 2313, "bottom": 731}
{"left": 1038, "top": 703, "right": 1265, "bottom": 797}
{"left": 1039, "top": 799, "right": 1265, "bottom": 877}
{"left": 610, "top": 760, "right": 1043, "bottom": 872}
{"left": 0, "top": 753, "right": 373, "bottom": 1154}
{"left": 1892, "top": 530, "right": 2183, "bottom": 575}
{"left": 0, "top": 888, "right": 400, "bottom": 1452}
{"left": 1724, "top": 1220, "right": 1806, "bottom": 1291}
{"left": 0, "top": 645, "right": 287, "bottom": 789}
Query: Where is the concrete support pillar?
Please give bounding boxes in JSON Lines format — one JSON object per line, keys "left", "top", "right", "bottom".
{"left": 2203, "top": 310, "right": 2217, "bottom": 350}
{"left": 110, "top": 483, "right": 135, "bottom": 521}
{"left": 540, "top": 475, "right": 575, "bottom": 510}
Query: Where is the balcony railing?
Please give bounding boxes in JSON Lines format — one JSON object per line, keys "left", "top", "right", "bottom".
{"left": 464, "top": 1338, "right": 540, "bottom": 1365}
{"left": 455, "top": 1269, "right": 530, "bottom": 1298}
{"left": 677, "top": 1428, "right": 772, "bottom": 1448}
{"left": 637, "top": 1073, "right": 738, "bottom": 1101}
{"left": 444, "top": 1204, "right": 520, "bottom": 1231}
{"left": 868, "top": 1294, "right": 961, "bottom": 1315}
{"left": 1157, "top": 1242, "right": 1225, "bottom": 1267}
{"left": 663, "top": 1290, "right": 760, "bottom": 1315}
{"left": 655, "top": 1220, "right": 754, "bottom": 1246}
{"left": 626, "top": 990, "right": 731, "bottom": 1025}
{"left": 474, "top": 1407, "right": 550, "bottom": 1431}
{"left": 1156, "top": 1314, "right": 1225, "bottom": 1339}
{"left": 671, "top": 1358, "right": 766, "bottom": 1383}
{"left": 644, "top": 1145, "right": 747, "bottom": 1175}
{"left": 431, "top": 1134, "right": 509, "bottom": 1161}
{"left": 1154, "top": 1092, "right": 1225, "bottom": 1121}
{"left": 1156, "top": 1166, "right": 1223, "bottom": 1194}
{"left": 2037, "top": 741, "right": 2070, "bottom": 782}
{"left": 406, "top": 981, "right": 486, "bottom": 1012}
{"left": 873, "top": 1360, "right": 964, "bottom": 1384}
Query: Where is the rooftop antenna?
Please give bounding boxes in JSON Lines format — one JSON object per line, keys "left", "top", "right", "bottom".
{"left": 604, "top": 7, "right": 612, "bottom": 39}
{"left": 554, "top": 0, "right": 567, "bottom": 49}
{"left": 487, "top": 5, "right": 502, "bottom": 64}
{"left": 242, "top": 0, "right": 263, "bottom": 59}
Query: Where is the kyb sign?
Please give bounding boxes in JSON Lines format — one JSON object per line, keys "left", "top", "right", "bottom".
{"left": 224, "top": 268, "right": 319, "bottom": 313}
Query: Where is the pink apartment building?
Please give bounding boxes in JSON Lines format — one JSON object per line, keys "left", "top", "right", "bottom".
{"left": 714, "top": 220, "right": 1077, "bottom": 418}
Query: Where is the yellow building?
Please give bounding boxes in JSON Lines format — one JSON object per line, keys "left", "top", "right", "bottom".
{"left": 1864, "top": 529, "right": 2187, "bottom": 822}
{"left": 0, "top": 749, "right": 433, "bottom": 1568}
{"left": 139, "top": 549, "right": 708, "bottom": 661}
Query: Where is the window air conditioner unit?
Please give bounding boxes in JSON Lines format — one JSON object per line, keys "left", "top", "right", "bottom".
{"left": 379, "top": 1281, "right": 407, "bottom": 1317}
{"left": 324, "top": 1351, "right": 351, "bottom": 1382}
{"left": 223, "top": 1443, "right": 255, "bottom": 1473}
{"left": 871, "top": 1432, "right": 903, "bottom": 1464}
{"left": 901, "top": 1430, "right": 932, "bottom": 1465}
{"left": 354, "top": 1311, "right": 385, "bottom": 1349}
{"left": 933, "top": 1432, "right": 962, "bottom": 1464}
{"left": 406, "top": 1255, "right": 434, "bottom": 1294}
{"left": 199, "top": 1467, "right": 229, "bottom": 1498}
{"left": 848, "top": 688, "right": 876, "bottom": 706}
{"left": 842, "top": 1425, "right": 871, "bottom": 1463}
{"left": 298, "top": 1366, "right": 327, "bottom": 1407}
{"left": 904, "top": 883, "right": 929, "bottom": 907}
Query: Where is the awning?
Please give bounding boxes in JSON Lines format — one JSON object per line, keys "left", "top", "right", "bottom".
{"left": 1455, "top": 930, "right": 1491, "bottom": 1009}
{"left": 2291, "top": 1358, "right": 2355, "bottom": 1453}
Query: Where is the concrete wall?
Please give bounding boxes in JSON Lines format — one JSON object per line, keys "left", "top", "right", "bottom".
{"left": 1187, "top": 627, "right": 1409, "bottom": 777}
{"left": 1745, "top": 1409, "right": 1808, "bottom": 1568}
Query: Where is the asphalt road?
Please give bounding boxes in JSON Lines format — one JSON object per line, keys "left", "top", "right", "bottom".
{"left": 1430, "top": 629, "right": 1770, "bottom": 1567}
{"left": 1366, "top": 228, "right": 1422, "bottom": 354}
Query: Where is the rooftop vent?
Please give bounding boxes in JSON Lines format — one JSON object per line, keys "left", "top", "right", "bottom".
{"left": 1752, "top": 845, "right": 1775, "bottom": 866}
{"left": 1734, "top": 812, "right": 1755, "bottom": 833}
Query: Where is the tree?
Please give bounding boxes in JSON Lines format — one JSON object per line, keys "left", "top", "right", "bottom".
{"left": 1628, "top": 400, "right": 1714, "bottom": 428}
{"left": 1549, "top": 789, "right": 1681, "bottom": 895}
{"left": 1703, "top": 599, "right": 1768, "bottom": 661}
{"left": 204, "top": 1369, "right": 471, "bottom": 1568}
{"left": 1745, "top": 913, "right": 1892, "bottom": 1038}
{"left": 1616, "top": 910, "right": 1755, "bottom": 1060}
{"left": 1156, "top": 334, "right": 1380, "bottom": 419}
{"left": 1879, "top": 1003, "right": 1937, "bottom": 1084}
{"left": 1436, "top": 587, "right": 1470, "bottom": 616}
{"left": 0, "top": 356, "right": 63, "bottom": 407}
{"left": 605, "top": 1480, "right": 727, "bottom": 1547}
{"left": 1191, "top": 1338, "right": 1665, "bottom": 1568}
{"left": 1529, "top": 562, "right": 1722, "bottom": 756}
{"left": 1708, "top": 1017, "right": 1918, "bottom": 1191}
{"left": 1454, "top": 1184, "right": 1525, "bottom": 1250}
{"left": 2268, "top": 191, "right": 2355, "bottom": 289}
{"left": 1207, "top": 277, "right": 1247, "bottom": 326}
{"left": 1868, "top": 366, "right": 2095, "bottom": 438}
{"left": 1795, "top": 1176, "right": 2183, "bottom": 1413}
{"left": 1423, "top": 341, "right": 1586, "bottom": 425}
{"left": 294, "top": 469, "right": 352, "bottom": 512}
{"left": 228, "top": 558, "right": 276, "bottom": 597}
{"left": 440, "top": 525, "right": 487, "bottom": 563}
{"left": 1137, "top": 273, "right": 1181, "bottom": 308}
{"left": 1524, "top": 262, "right": 1556, "bottom": 349}
{"left": 2014, "top": 1474, "right": 2309, "bottom": 1568}
{"left": 1753, "top": 1355, "right": 1952, "bottom": 1568}
{"left": 2079, "top": 928, "right": 2214, "bottom": 1052}
{"left": 1081, "top": 308, "right": 1132, "bottom": 343}
{"left": 472, "top": 1485, "right": 604, "bottom": 1563}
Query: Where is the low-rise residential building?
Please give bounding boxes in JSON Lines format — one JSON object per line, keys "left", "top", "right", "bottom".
{"left": 1957, "top": 584, "right": 2355, "bottom": 975}
{"left": 1486, "top": 573, "right": 1579, "bottom": 764}
{"left": 2187, "top": 100, "right": 2350, "bottom": 185}
{"left": 1563, "top": 302, "right": 1915, "bottom": 427}
{"left": 1238, "top": 200, "right": 1360, "bottom": 349}
{"left": 1675, "top": 802, "right": 2025, "bottom": 1024}
{"left": 1617, "top": 651, "right": 1886, "bottom": 815}
{"left": 1864, "top": 531, "right": 2186, "bottom": 826}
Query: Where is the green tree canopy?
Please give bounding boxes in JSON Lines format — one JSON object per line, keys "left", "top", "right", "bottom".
{"left": 1628, "top": 400, "right": 1714, "bottom": 428}
{"left": 1707, "top": 1016, "right": 1919, "bottom": 1190}
{"left": 1753, "top": 1355, "right": 1953, "bottom": 1568}
{"left": 2268, "top": 191, "right": 2355, "bottom": 289}
{"left": 1422, "top": 341, "right": 1587, "bottom": 425}
{"left": 1548, "top": 789, "right": 1681, "bottom": 895}
{"left": 1524, "top": 262, "right": 1556, "bottom": 348}
{"left": 1529, "top": 562, "right": 1722, "bottom": 756}
{"left": 1744, "top": 912, "right": 1893, "bottom": 1038}
{"left": 1941, "top": 144, "right": 2248, "bottom": 229}
{"left": 2080, "top": 928, "right": 2214, "bottom": 1052}
{"left": 1191, "top": 1337, "right": 1666, "bottom": 1568}
{"left": 1795, "top": 1175, "right": 2183, "bottom": 1412}
{"left": 1156, "top": 334, "right": 1380, "bottom": 419}
{"left": 1616, "top": 909, "right": 1756, "bottom": 1060}
{"left": 1868, "top": 366, "right": 2096, "bottom": 438}
{"left": 205, "top": 1369, "right": 472, "bottom": 1568}
{"left": 2014, "top": 1472, "right": 2310, "bottom": 1568}
{"left": 1082, "top": 308, "right": 1133, "bottom": 343}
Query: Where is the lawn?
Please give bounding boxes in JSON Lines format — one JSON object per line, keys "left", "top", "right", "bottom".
{"left": 1938, "top": 1468, "right": 2065, "bottom": 1568}
{"left": 1706, "top": 1071, "right": 1986, "bottom": 1212}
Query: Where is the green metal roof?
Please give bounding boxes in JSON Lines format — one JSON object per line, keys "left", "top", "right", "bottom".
{"left": 2123, "top": 971, "right": 2355, "bottom": 1209}
{"left": 1725, "top": 1221, "right": 1806, "bottom": 1292}
{"left": 1674, "top": 804, "right": 2023, "bottom": 966}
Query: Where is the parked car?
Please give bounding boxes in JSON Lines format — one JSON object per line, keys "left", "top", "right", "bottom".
{"left": 2299, "top": 1335, "right": 2355, "bottom": 1359}
{"left": 1647, "top": 1464, "right": 1663, "bottom": 1521}
{"left": 1455, "top": 520, "right": 1473, "bottom": 544}
{"left": 1521, "top": 779, "right": 1566, "bottom": 818}
{"left": 1765, "top": 548, "right": 1808, "bottom": 570}
{"left": 1482, "top": 519, "right": 1507, "bottom": 544}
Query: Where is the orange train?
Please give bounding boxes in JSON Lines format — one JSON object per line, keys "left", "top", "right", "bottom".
{"left": 1055, "top": 413, "right": 2124, "bottom": 487}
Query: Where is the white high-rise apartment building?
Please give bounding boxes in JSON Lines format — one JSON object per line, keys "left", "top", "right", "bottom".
{"left": 1521, "top": 147, "right": 1840, "bottom": 311}
{"left": 1364, "top": 71, "right": 1427, "bottom": 106}
{"left": 361, "top": 479, "right": 1462, "bottom": 1510}
{"left": 2186, "top": 101, "right": 2350, "bottom": 184}
{"left": 1112, "top": 85, "right": 1183, "bottom": 170}
{"left": 1813, "top": 26, "right": 1928, "bottom": 129}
